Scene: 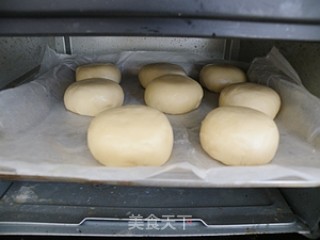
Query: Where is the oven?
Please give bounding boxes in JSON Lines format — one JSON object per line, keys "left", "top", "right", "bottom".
{"left": 1, "top": 0, "right": 320, "bottom": 238}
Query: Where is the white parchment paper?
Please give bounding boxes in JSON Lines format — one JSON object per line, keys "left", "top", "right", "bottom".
{"left": 0, "top": 47, "right": 319, "bottom": 187}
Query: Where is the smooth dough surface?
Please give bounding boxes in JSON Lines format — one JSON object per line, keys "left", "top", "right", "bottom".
{"left": 144, "top": 75, "right": 203, "bottom": 114}
{"left": 219, "top": 82, "right": 281, "bottom": 119}
{"left": 64, "top": 78, "right": 124, "bottom": 116}
{"left": 76, "top": 63, "right": 121, "bottom": 83}
{"left": 200, "top": 64, "right": 247, "bottom": 92}
{"left": 139, "top": 63, "right": 186, "bottom": 88}
{"left": 87, "top": 105, "right": 174, "bottom": 167}
{"left": 200, "top": 107, "right": 279, "bottom": 166}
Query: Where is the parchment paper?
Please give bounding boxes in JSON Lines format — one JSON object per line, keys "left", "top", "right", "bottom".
{"left": 0, "top": 47, "right": 319, "bottom": 187}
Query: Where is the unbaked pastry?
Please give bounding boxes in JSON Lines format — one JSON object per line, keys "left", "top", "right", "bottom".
{"left": 219, "top": 82, "right": 281, "bottom": 119}
{"left": 200, "top": 64, "right": 246, "bottom": 92}
{"left": 200, "top": 106, "right": 279, "bottom": 166}
{"left": 87, "top": 105, "right": 174, "bottom": 167}
{"left": 76, "top": 63, "right": 121, "bottom": 83}
{"left": 144, "top": 74, "right": 203, "bottom": 114}
{"left": 64, "top": 78, "right": 124, "bottom": 116}
{"left": 138, "top": 63, "right": 186, "bottom": 88}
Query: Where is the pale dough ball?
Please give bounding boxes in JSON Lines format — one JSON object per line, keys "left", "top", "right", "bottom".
{"left": 200, "top": 107, "right": 279, "bottom": 166}
{"left": 87, "top": 105, "right": 174, "bottom": 167}
{"left": 64, "top": 78, "right": 124, "bottom": 117}
{"left": 138, "top": 63, "right": 186, "bottom": 88}
{"left": 144, "top": 75, "right": 203, "bottom": 114}
{"left": 76, "top": 63, "right": 121, "bottom": 83}
{"left": 200, "top": 64, "right": 247, "bottom": 92}
{"left": 219, "top": 82, "right": 281, "bottom": 119}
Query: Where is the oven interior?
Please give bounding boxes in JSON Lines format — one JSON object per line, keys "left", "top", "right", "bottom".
{"left": 1, "top": 1, "right": 320, "bottom": 238}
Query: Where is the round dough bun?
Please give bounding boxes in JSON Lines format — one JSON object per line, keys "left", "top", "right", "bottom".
{"left": 200, "top": 64, "right": 247, "bottom": 93}
{"left": 200, "top": 106, "right": 279, "bottom": 166}
{"left": 219, "top": 82, "right": 281, "bottom": 119}
{"left": 64, "top": 78, "right": 124, "bottom": 117}
{"left": 144, "top": 75, "right": 204, "bottom": 114}
{"left": 139, "top": 63, "right": 186, "bottom": 88}
{"left": 76, "top": 63, "right": 121, "bottom": 83}
{"left": 87, "top": 105, "right": 174, "bottom": 167}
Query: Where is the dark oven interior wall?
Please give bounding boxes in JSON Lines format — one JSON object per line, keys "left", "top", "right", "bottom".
{"left": 0, "top": 36, "right": 225, "bottom": 89}
{"left": 2, "top": 36, "right": 320, "bottom": 99}
{"left": 0, "top": 37, "right": 63, "bottom": 90}
{"left": 239, "top": 40, "right": 320, "bottom": 98}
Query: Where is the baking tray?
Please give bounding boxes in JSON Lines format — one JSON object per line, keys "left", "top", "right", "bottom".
{"left": 0, "top": 47, "right": 319, "bottom": 187}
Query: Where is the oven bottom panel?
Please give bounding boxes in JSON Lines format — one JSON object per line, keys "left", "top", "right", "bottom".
{"left": 0, "top": 181, "right": 309, "bottom": 237}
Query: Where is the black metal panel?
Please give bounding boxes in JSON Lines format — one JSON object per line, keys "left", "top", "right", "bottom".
{"left": 1, "top": 0, "right": 320, "bottom": 22}
{"left": 1, "top": 18, "right": 320, "bottom": 41}
{"left": 0, "top": 0, "right": 320, "bottom": 40}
